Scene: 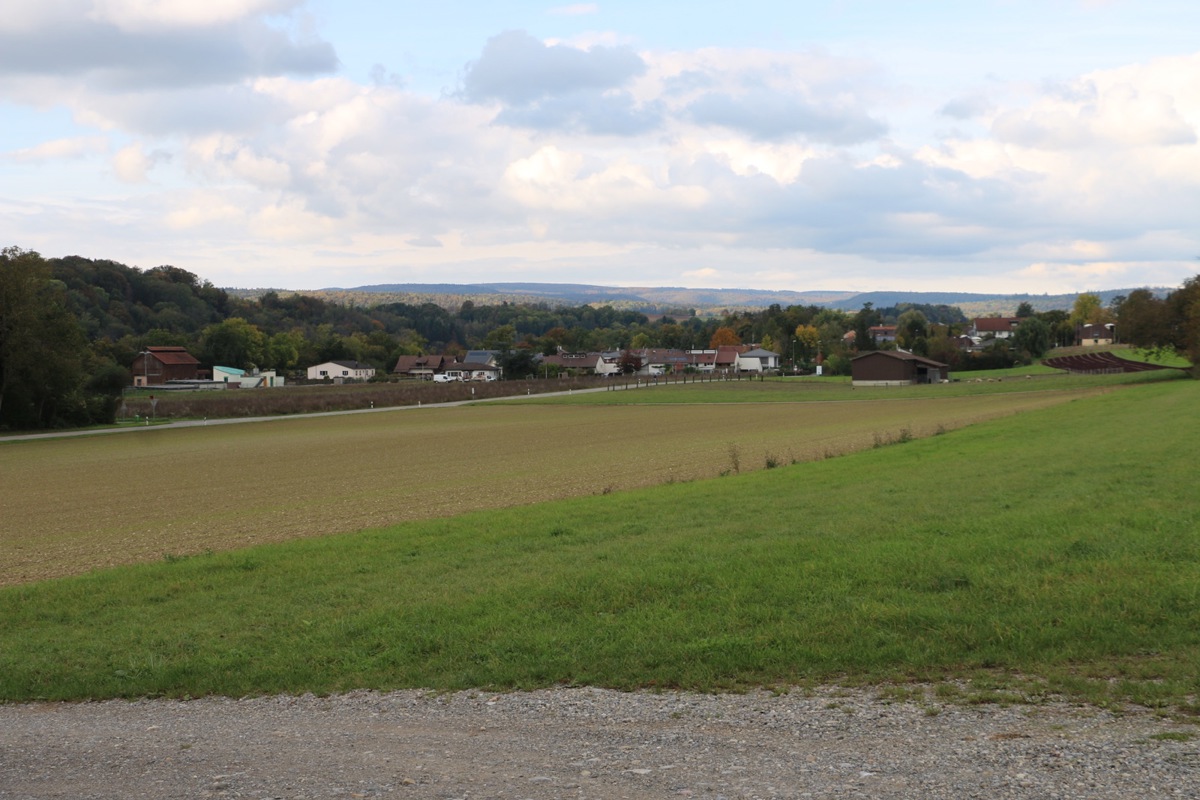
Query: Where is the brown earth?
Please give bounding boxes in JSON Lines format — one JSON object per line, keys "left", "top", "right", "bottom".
{"left": 1, "top": 389, "right": 1096, "bottom": 586}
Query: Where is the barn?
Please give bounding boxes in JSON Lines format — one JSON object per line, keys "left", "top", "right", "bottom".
{"left": 851, "top": 350, "right": 948, "bottom": 387}
{"left": 132, "top": 347, "right": 202, "bottom": 386}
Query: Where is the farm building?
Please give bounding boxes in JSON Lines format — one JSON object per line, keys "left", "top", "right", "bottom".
{"left": 851, "top": 350, "right": 949, "bottom": 387}
{"left": 1076, "top": 323, "right": 1116, "bottom": 346}
{"left": 132, "top": 346, "right": 202, "bottom": 386}
{"left": 306, "top": 360, "right": 376, "bottom": 382}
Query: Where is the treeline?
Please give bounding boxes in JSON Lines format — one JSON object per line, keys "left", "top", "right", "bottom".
{"left": 3, "top": 246, "right": 1195, "bottom": 430}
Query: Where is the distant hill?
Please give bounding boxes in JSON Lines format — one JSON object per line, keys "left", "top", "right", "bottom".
{"left": 232, "top": 282, "right": 1171, "bottom": 316}
{"left": 321, "top": 282, "right": 853, "bottom": 312}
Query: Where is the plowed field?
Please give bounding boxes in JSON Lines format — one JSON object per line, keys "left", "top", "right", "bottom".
{"left": 1, "top": 389, "right": 1099, "bottom": 585}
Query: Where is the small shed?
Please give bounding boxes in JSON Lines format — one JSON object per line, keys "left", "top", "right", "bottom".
{"left": 132, "top": 346, "right": 201, "bottom": 386}
{"left": 851, "top": 350, "right": 948, "bottom": 387}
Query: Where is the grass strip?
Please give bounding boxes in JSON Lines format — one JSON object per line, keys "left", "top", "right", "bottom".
{"left": 504, "top": 369, "right": 1180, "bottom": 405}
{"left": 2, "top": 379, "right": 1198, "bottom": 708}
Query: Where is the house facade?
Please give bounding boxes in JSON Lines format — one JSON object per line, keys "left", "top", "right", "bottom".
{"left": 393, "top": 354, "right": 450, "bottom": 379}
{"left": 213, "top": 366, "right": 284, "bottom": 387}
{"left": 306, "top": 360, "right": 376, "bottom": 381}
{"left": 1076, "top": 323, "right": 1115, "bottom": 346}
{"left": 737, "top": 348, "right": 781, "bottom": 372}
{"left": 132, "top": 346, "right": 201, "bottom": 386}
{"left": 851, "top": 350, "right": 948, "bottom": 386}
{"left": 972, "top": 317, "right": 1021, "bottom": 339}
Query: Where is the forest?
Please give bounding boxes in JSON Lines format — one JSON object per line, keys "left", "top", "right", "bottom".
{"left": 2, "top": 246, "right": 1196, "bottom": 430}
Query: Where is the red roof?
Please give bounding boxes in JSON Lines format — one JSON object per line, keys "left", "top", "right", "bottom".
{"left": 146, "top": 346, "right": 199, "bottom": 366}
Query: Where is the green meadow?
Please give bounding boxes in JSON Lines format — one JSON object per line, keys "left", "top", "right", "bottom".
{"left": 1, "top": 375, "right": 1198, "bottom": 710}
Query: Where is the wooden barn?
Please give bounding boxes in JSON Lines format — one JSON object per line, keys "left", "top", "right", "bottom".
{"left": 132, "top": 347, "right": 202, "bottom": 386}
{"left": 851, "top": 350, "right": 949, "bottom": 387}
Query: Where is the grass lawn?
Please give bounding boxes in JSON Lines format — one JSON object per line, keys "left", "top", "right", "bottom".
{"left": 2, "top": 378, "right": 1198, "bottom": 709}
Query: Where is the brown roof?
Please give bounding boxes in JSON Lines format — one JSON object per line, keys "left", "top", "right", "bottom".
{"left": 146, "top": 346, "right": 200, "bottom": 366}
{"left": 394, "top": 354, "right": 448, "bottom": 372}
{"left": 715, "top": 345, "right": 741, "bottom": 365}
{"left": 851, "top": 350, "right": 948, "bottom": 368}
{"left": 974, "top": 317, "right": 1020, "bottom": 333}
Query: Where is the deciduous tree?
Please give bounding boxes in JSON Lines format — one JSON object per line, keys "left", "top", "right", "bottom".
{"left": 0, "top": 247, "right": 90, "bottom": 428}
{"left": 709, "top": 327, "right": 741, "bottom": 348}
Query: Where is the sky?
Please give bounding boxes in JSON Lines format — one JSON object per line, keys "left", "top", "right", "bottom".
{"left": 3, "top": 1, "right": 1200, "bottom": 293}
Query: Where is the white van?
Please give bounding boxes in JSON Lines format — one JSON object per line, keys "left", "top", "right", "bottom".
{"left": 432, "top": 373, "right": 460, "bottom": 383}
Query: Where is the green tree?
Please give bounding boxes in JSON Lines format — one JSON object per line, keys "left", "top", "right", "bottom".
{"left": 264, "top": 331, "right": 304, "bottom": 371}
{"left": 1166, "top": 275, "right": 1200, "bottom": 367}
{"left": 0, "top": 247, "right": 90, "bottom": 429}
{"left": 483, "top": 324, "right": 516, "bottom": 351}
{"left": 202, "top": 317, "right": 265, "bottom": 370}
{"left": 895, "top": 309, "right": 928, "bottom": 348}
{"left": 1015, "top": 301, "right": 1035, "bottom": 318}
{"left": 1115, "top": 289, "right": 1172, "bottom": 350}
{"left": 1013, "top": 317, "right": 1051, "bottom": 358}
{"left": 1070, "top": 292, "right": 1108, "bottom": 327}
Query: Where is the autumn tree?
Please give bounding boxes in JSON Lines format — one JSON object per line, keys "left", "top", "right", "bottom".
{"left": 794, "top": 324, "right": 820, "bottom": 360}
{"left": 709, "top": 327, "right": 741, "bottom": 348}
{"left": 1069, "top": 292, "right": 1109, "bottom": 327}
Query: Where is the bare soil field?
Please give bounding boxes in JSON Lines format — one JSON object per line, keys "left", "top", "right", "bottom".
{"left": 1, "top": 389, "right": 1098, "bottom": 586}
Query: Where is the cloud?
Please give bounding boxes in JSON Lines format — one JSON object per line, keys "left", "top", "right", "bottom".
{"left": 463, "top": 30, "right": 645, "bottom": 105}
{"left": 0, "top": 1, "right": 336, "bottom": 92}
{"left": 685, "top": 90, "right": 887, "bottom": 144}
{"left": 939, "top": 94, "right": 994, "bottom": 120}
{"left": 112, "top": 142, "right": 170, "bottom": 182}
{"left": 4, "top": 136, "right": 108, "bottom": 162}
{"left": 459, "top": 30, "right": 659, "bottom": 134}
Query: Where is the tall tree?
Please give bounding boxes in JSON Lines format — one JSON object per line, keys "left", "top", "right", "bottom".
{"left": 0, "top": 247, "right": 89, "bottom": 428}
{"left": 1013, "top": 317, "right": 1051, "bottom": 358}
{"left": 201, "top": 317, "right": 265, "bottom": 370}
{"left": 709, "top": 327, "right": 741, "bottom": 348}
{"left": 1069, "top": 292, "right": 1108, "bottom": 327}
{"left": 1115, "top": 289, "right": 1171, "bottom": 350}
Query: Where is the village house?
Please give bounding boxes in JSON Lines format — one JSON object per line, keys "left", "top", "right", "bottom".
{"left": 972, "top": 317, "right": 1021, "bottom": 339}
{"left": 868, "top": 325, "right": 898, "bottom": 343}
{"left": 306, "top": 360, "right": 376, "bottom": 382}
{"left": 393, "top": 354, "right": 452, "bottom": 379}
{"left": 539, "top": 352, "right": 602, "bottom": 375}
{"left": 737, "top": 348, "right": 781, "bottom": 372}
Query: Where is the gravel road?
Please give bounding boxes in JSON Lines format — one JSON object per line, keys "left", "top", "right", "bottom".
{"left": 3, "top": 686, "right": 1198, "bottom": 799}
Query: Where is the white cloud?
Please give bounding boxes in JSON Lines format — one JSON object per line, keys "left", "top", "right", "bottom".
{"left": 4, "top": 7, "right": 1200, "bottom": 295}
{"left": 4, "top": 136, "right": 108, "bottom": 162}
{"left": 88, "top": 0, "right": 304, "bottom": 30}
